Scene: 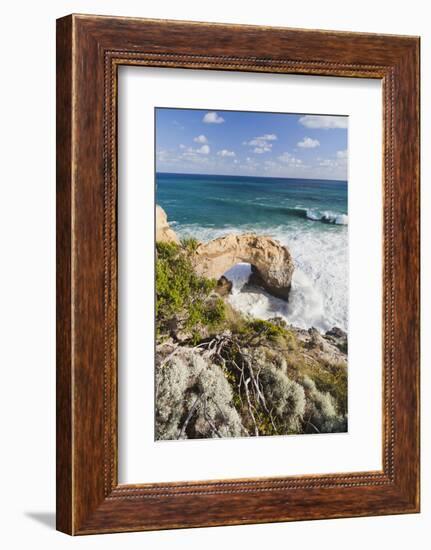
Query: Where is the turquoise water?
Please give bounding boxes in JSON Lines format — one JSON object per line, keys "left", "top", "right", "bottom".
{"left": 157, "top": 173, "right": 347, "bottom": 230}
{"left": 156, "top": 173, "right": 348, "bottom": 332}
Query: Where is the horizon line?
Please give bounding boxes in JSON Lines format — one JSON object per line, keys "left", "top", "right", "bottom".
{"left": 155, "top": 171, "right": 347, "bottom": 183}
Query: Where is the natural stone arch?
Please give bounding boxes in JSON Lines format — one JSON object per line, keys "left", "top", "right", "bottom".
{"left": 192, "top": 233, "right": 294, "bottom": 300}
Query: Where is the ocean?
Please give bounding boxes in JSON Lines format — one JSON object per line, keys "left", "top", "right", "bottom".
{"left": 156, "top": 172, "right": 348, "bottom": 333}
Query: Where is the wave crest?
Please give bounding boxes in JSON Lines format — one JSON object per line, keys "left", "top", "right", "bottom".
{"left": 206, "top": 198, "right": 348, "bottom": 226}
{"left": 303, "top": 208, "right": 348, "bottom": 225}
{"left": 174, "top": 223, "right": 348, "bottom": 332}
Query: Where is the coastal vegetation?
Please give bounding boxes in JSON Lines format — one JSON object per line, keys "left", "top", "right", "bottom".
{"left": 155, "top": 227, "right": 348, "bottom": 440}
{"left": 155, "top": 239, "right": 226, "bottom": 342}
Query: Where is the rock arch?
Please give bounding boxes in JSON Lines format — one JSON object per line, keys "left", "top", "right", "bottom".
{"left": 193, "top": 233, "right": 294, "bottom": 300}
{"left": 154, "top": 206, "right": 294, "bottom": 301}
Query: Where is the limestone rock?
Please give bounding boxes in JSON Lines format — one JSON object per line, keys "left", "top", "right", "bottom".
{"left": 193, "top": 233, "right": 294, "bottom": 300}
{"left": 156, "top": 205, "right": 180, "bottom": 244}
{"left": 325, "top": 327, "right": 348, "bottom": 354}
{"left": 215, "top": 275, "right": 233, "bottom": 297}
{"left": 303, "top": 327, "right": 347, "bottom": 367}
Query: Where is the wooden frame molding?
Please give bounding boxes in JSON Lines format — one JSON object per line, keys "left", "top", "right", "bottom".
{"left": 56, "top": 14, "right": 420, "bottom": 535}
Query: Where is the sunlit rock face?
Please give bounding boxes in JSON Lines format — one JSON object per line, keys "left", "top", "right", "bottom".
{"left": 155, "top": 205, "right": 180, "bottom": 244}
{"left": 192, "top": 233, "right": 294, "bottom": 301}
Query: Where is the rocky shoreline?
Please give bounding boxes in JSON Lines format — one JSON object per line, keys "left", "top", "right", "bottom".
{"left": 155, "top": 205, "right": 348, "bottom": 440}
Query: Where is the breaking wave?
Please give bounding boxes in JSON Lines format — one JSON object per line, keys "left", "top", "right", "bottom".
{"left": 175, "top": 223, "right": 348, "bottom": 333}
{"left": 303, "top": 208, "right": 348, "bottom": 225}
{"left": 206, "top": 198, "right": 348, "bottom": 226}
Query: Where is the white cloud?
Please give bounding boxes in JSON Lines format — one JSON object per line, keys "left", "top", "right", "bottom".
{"left": 203, "top": 111, "right": 225, "bottom": 124}
{"left": 217, "top": 149, "right": 236, "bottom": 157}
{"left": 258, "top": 134, "right": 277, "bottom": 141}
{"left": 297, "top": 137, "right": 320, "bottom": 148}
{"left": 156, "top": 149, "right": 166, "bottom": 159}
{"left": 182, "top": 144, "right": 210, "bottom": 156}
{"left": 278, "top": 152, "right": 303, "bottom": 166}
{"left": 299, "top": 115, "right": 348, "bottom": 129}
{"left": 319, "top": 150, "right": 347, "bottom": 168}
{"left": 244, "top": 133, "right": 277, "bottom": 154}
{"left": 245, "top": 135, "right": 277, "bottom": 147}
{"left": 316, "top": 149, "right": 348, "bottom": 179}
{"left": 253, "top": 146, "right": 271, "bottom": 154}
{"left": 249, "top": 140, "right": 270, "bottom": 148}
{"left": 198, "top": 144, "right": 210, "bottom": 154}
{"left": 319, "top": 159, "right": 336, "bottom": 167}
{"left": 261, "top": 156, "right": 308, "bottom": 178}
{"left": 156, "top": 149, "right": 178, "bottom": 163}
{"left": 193, "top": 134, "right": 208, "bottom": 144}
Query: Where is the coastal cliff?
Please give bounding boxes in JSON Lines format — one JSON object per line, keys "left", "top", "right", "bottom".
{"left": 155, "top": 205, "right": 347, "bottom": 439}
{"left": 193, "top": 233, "right": 294, "bottom": 300}
{"left": 156, "top": 205, "right": 294, "bottom": 300}
{"left": 156, "top": 204, "right": 180, "bottom": 244}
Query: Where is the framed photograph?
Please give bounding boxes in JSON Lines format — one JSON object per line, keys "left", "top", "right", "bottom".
{"left": 56, "top": 14, "right": 420, "bottom": 535}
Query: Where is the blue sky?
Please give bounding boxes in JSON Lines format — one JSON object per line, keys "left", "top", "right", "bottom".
{"left": 155, "top": 108, "right": 348, "bottom": 180}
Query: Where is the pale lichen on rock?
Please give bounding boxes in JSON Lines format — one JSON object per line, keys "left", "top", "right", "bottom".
{"left": 154, "top": 205, "right": 348, "bottom": 440}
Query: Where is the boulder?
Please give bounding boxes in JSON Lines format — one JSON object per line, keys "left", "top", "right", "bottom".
{"left": 156, "top": 205, "right": 180, "bottom": 244}
{"left": 192, "top": 233, "right": 294, "bottom": 300}
{"left": 267, "top": 316, "right": 288, "bottom": 329}
{"left": 303, "top": 327, "right": 347, "bottom": 365}
{"left": 215, "top": 275, "right": 233, "bottom": 297}
{"left": 325, "top": 327, "right": 348, "bottom": 354}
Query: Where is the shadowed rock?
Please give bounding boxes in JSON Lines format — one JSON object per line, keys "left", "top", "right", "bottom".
{"left": 215, "top": 275, "right": 233, "bottom": 296}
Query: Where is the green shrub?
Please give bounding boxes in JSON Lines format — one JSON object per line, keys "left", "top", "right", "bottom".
{"left": 246, "top": 319, "right": 285, "bottom": 340}
{"left": 314, "top": 363, "right": 347, "bottom": 416}
{"left": 156, "top": 241, "right": 225, "bottom": 339}
{"left": 301, "top": 376, "right": 347, "bottom": 433}
{"left": 181, "top": 236, "right": 199, "bottom": 253}
{"left": 233, "top": 318, "right": 298, "bottom": 351}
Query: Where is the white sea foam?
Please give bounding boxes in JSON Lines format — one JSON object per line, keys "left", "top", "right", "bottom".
{"left": 224, "top": 263, "right": 252, "bottom": 294}
{"left": 176, "top": 223, "right": 348, "bottom": 333}
{"left": 304, "top": 208, "right": 348, "bottom": 225}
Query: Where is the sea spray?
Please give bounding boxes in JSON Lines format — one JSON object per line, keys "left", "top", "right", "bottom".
{"left": 176, "top": 224, "right": 348, "bottom": 332}
{"left": 158, "top": 173, "right": 348, "bottom": 332}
